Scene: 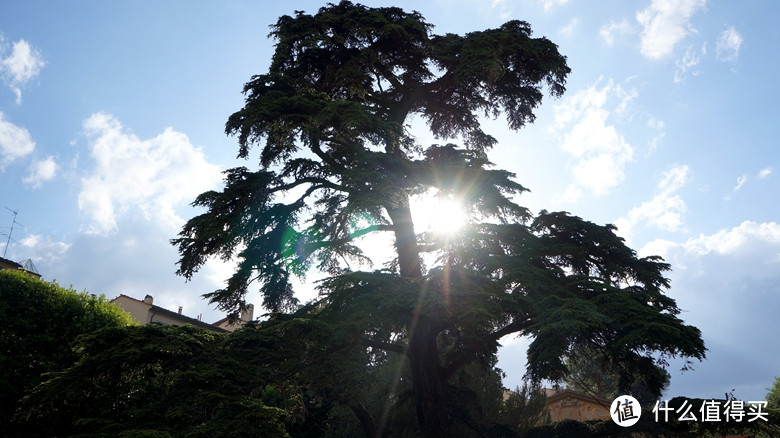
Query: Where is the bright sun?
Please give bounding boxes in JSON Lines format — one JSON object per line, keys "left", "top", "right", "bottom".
{"left": 411, "top": 192, "right": 467, "bottom": 235}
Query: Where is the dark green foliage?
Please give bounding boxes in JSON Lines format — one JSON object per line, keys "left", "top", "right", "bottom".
{"left": 172, "top": 2, "right": 705, "bottom": 436}
{"left": 501, "top": 384, "right": 550, "bottom": 436}
{"left": 563, "top": 345, "right": 670, "bottom": 405}
{"left": 0, "top": 269, "right": 134, "bottom": 435}
{"left": 18, "top": 324, "right": 291, "bottom": 437}
{"left": 524, "top": 419, "right": 593, "bottom": 438}
{"left": 563, "top": 346, "right": 621, "bottom": 401}
{"left": 767, "top": 376, "right": 780, "bottom": 409}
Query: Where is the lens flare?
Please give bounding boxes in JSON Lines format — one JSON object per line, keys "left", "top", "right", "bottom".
{"left": 412, "top": 192, "right": 466, "bottom": 235}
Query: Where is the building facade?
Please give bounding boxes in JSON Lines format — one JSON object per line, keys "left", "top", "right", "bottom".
{"left": 110, "top": 294, "right": 254, "bottom": 332}
{"left": 0, "top": 256, "right": 41, "bottom": 278}
{"left": 543, "top": 389, "right": 611, "bottom": 423}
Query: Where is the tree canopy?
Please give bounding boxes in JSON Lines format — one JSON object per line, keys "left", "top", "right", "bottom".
{"left": 768, "top": 376, "right": 780, "bottom": 409}
{"left": 173, "top": 2, "right": 706, "bottom": 436}
{"left": 0, "top": 269, "right": 134, "bottom": 435}
{"left": 17, "top": 321, "right": 560, "bottom": 438}
{"left": 17, "top": 324, "right": 291, "bottom": 437}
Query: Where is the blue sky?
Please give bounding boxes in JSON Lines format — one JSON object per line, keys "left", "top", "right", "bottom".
{"left": 1, "top": 0, "right": 778, "bottom": 402}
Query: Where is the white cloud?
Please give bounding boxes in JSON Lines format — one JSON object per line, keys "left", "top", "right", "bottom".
{"left": 552, "top": 80, "right": 635, "bottom": 202}
{"left": 538, "top": 0, "right": 570, "bottom": 11}
{"left": 647, "top": 117, "right": 664, "bottom": 131}
{"left": 674, "top": 42, "right": 707, "bottom": 82}
{"left": 18, "top": 234, "right": 70, "bottom": 267}
{"left": 732, "top": 174, "right": 748, "bottom": 192}
{"left": 683, "top": 221, "right": 780, "bottom": 257}
{"left": 724, "top": 169, "right": 773, "bottom": 200}
{"left": 600, "top": 19, "right": 635, "bottom": 46}
{"left": 614, "top": 165, "right": 689, "bottom": 243}
{"left": 0, "top": 37, "right": 45, "bottom": 104}
{"left": 647, "top": 117, "right": 666, "bottom": 154}
{"left": 0, "top": 110, "right": 35, "bottom": 165}
{"left": 716, "top": 26, "right": 743, "bottom": 61}
{"left": 559, "top": 18, "right": 580, "bottom": 37}
{"left": 23, "top": 155, "right": 57, "bottom": 188}
{"left": 7, "top": 116, "right": 230, "bottom": 321}
{"left": 636, "top": 0, "right": 707, "bottom": 59}
{"left": 78, "top": 113, "right": 222, "bottom": 235}
{"left": 10, "top": 220, "right": 230, "bottom": 323}
{"left": 642, "top": 221, "right": 780, "bottom": 274}
{"left": 638, "top": 221, "right": 780, "bottom": 401}
{"left": 479, "top": 0, "right": 512, "bottom": 20}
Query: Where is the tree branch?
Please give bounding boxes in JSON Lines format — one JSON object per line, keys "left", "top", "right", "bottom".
{"left": 350, "top": 403, "right": 379, "bottom": 438}
{"left": 298, "top": 224, "right": 394, "bottom": 257}
{"left": 363, "top": 338, "right": 409, "bottom": 357}
{"left": 375, "top": 64, "right": 403, "bottom": 91}
{"left": 310, "top": 138, "right": 345, "bottom": 172}
{"left": 417, "top": 241, "right": 444, "bottom": 254}
{"left": 442, "top": 317, "right": 532, "bottom": 379}
{"left": 271, "top": 177, "right": 347, "bottom": 194}
{"left": 489, "top": 317, "right": 533, "bottom": 342}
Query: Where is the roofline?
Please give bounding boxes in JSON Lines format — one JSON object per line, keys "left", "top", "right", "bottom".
{"left": 111, "top": 294, "right": 226, "bottom": 332}
{"left": 111, "top": 293, "right": 143, "bottom": 303}
{"left": 545, "top": 389, "right": 611, "bottom": 408}
{"left": 0, "top": 257, "right": 23, "bottom": 269}
{"left": 149, "top": 305, "right": 226, "bottom": 332}
{"left": 212, "top": 316, "right": 230, "bottom": 326}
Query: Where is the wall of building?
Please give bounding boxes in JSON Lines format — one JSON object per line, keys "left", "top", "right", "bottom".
{"left": 544, "top": 390, "right": 611, "bottom": 423}
{"left": 111, "top": 295, "right": 154, "bottom": 325}
{"left": 110, "top": 294, "right": 234, "bottom": 332}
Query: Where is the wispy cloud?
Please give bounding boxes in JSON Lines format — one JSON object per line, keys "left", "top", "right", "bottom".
{"left": 647, "top": 117, "right": 666, "bottom": 154}
{"left": 674, "top": 43, "right": 707, "bottom": 82}
{"left": 559, "top": 18, "right": 580, "bottom": 37}
{"left": 0, "top": 36, "right": 45, "bottom": 104}
{"left": 600, "top": 19, "right": 635, "bottom": 46}
{"left": 78, "top": 113, "right": 222, "bottom": 235}
{"left": 23, "top": 155, "right": 57, "bottom": 188}
{"left": 732, "top": 174, "right": 748, "bottom": 192}
{"left": 552, "top": 80, "right": 636, "bottom": 203}
{"left": 724, "top": 168, "right": 772, "bottom": 200}
{"left": 0, "top": 110, "right": 35, "bottom": 166}
{"left": 636, "top": 0, "right": 708, "bottom": 59}
{"left": 17, "top": 234, "right": 70, "bottom": 267}
{"left": 716, "top": 26, "right": 743, "bottom": 61}
{"left": 12, "top": 220, "right": 233, "bottom": 322}
{"left": 538, "top": 0, "right": 570, "bottom": 11}
{"left": 614, "top": 164, "right": 689, "bottom": 243}
{"left": 478, "top": 0, "right": 512, "bottom": 20}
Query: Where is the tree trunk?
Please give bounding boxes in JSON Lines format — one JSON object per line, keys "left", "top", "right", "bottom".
{"left": 408, "top": 316, "right": 450, "bottom": 438}
{"left": 350, "top": 403, "right": 378, "bottom": 438}
{"left": 386, "top": 203, "right": 422, "bottom": 278}
{"left": 387, "top": 200, "right": 450, "bottom": 437}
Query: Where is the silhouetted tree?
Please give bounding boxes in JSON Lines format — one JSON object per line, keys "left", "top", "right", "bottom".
{"left": 563, "top": 344, "right": 670, "bottom": 405}
{"left": 173, "top": 2, "right": 706, "bottom": 436}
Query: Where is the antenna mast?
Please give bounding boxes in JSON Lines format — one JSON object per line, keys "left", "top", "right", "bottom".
{"left": 2, "top": 208, "right": 21, "bottom": 259}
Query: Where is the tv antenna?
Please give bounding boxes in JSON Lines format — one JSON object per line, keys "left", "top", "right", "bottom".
{"left": 2, "top": 207, "right": 23, "bottom": 259}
